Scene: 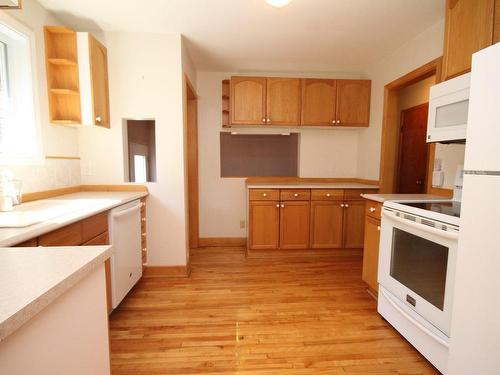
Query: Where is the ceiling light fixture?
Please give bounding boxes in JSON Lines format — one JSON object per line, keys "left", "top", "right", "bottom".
{"left": 265, "top": 0, "right": 292, "bottom": 8}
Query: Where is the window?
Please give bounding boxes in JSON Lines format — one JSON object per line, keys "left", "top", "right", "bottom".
{"left": 0, "top": 13, "right": 40, "bottom": 164}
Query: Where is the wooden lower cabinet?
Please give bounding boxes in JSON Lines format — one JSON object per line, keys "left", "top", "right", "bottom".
{"left": 310, "top": 201, "right": 343, "bottom": 248}
{"left": 342, "top": 200, "right": 366, "bottom": 248}
{"left": 249, "top": 201, "right": 280, "bottom": 249}
{"left": 362, "top": 215, "right": 381, "bottom": 293}
{"left": 279, "top": 201, "right": 310, "bottom": 249}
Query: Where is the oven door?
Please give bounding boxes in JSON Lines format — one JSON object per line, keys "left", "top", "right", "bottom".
{"left": 378, "top": 209, "right": 458, "bottom": 336}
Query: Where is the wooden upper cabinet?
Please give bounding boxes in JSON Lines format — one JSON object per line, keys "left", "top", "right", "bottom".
{"left": 279, "top": 201, "right": 310, "bottom": 249}
{"left": 335, "top": 80, "right": 371, "bottom": 127}
{"left": 442, "top": 0, "right": 495, "bottom": 81}
{"left": 89, "top": 35, "right": 110, "bottom": 128}
{"left": 301, "top": 79, "right": 336, "bottom": 126}
{"left": 249, "top": 200, "right": 280, "bottom": 250}
{"left": 231, "top": 77, "right": 267, "bottom": 125}
{"left": 266, "top": 78, "right": 302, "bottom": 125}
{"left": 495, "top": 1, "right": 500, "bottom": 43}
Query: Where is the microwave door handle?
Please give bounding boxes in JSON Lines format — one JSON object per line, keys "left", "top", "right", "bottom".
{"left": 382, "top": 211, "right": 459, "bottom": 241}
{"left": 380, "top": 289, "right": 449, "bottom": 348}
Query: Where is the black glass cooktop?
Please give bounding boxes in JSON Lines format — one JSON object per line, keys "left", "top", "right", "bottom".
{"left": 400, "top": 201, "right": 461, "bottom": 218}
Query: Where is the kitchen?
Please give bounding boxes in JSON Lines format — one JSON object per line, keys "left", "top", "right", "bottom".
{"left": 0, "top": 0, "right": 497, "bottom": 374}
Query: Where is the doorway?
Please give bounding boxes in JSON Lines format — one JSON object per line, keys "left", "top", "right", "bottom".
{"left": 396, "top": 103, "right": 429, "bottom": 193}
{"left": 185, "top": 76, "right": 199, "bottom": 251}
{"left": 379, "top": 57, "right": 451, "bottom": 197}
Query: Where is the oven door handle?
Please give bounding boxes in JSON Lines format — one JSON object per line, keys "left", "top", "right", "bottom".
{"left": 381, "top": 288, "right": 450, "bottom": 348}
{"left": 382, "top": 211, "right": 459, "bottom": 241}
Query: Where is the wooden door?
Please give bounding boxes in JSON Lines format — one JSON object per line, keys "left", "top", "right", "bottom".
{"left": 397, "top": 103, "right": 429, "bottom": 194}
{"left": 342, "top": 200, "right": 366, "bottom": 248}
{"left": 249, "top": 201, "right": 280, "bottom": 249}
{"left": 279, "top": 201, "right": 310, "bottom": 249}
{"left": 362, "top": 216, "right": 381, "bottom": 293}
{"left": 230, "top": 77, "right": 267, "bottom": 125}
{"left": 336, "top": 80, "right": 371, "bottom": 126}
{"left": 301, "top": 79, "right": 336, "bottom": 126}
{"left": 310, "top": 201, "right": 344, "bottom": 248}
{"left": 442, "top": 0, "right": 495, "bottom": 80}
{"left": 89, "top": 35, "right": 110, "bottom": 128}
{"left": 266, "top": 78, "right": 302, "bottom": 125}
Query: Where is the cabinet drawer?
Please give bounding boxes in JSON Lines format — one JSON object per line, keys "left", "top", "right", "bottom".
{"left": 365, "top": 200, "right": 383, "bottom": 219}
{"left": 280, "top": 189, "right": 311, "bottom": 201}
{"left": 311, "top": 189, "right": 344, "bottom": 201}
{"left": 249, "top": 189, "right": 279, "bottom": 201}
{"left": 344, "top": 189, "right": 378, "bottom": 200}
{"left": 14, "top": 238, "right": 38, "bottom": 247}
{"left": 39, "top": 222, "right": 83, "bottom": 246}
{"left": 83, "top": 231, "right": 109, "bottom": 245}
{"left": 82, "top": 211, "right": 108, "bottom": 243}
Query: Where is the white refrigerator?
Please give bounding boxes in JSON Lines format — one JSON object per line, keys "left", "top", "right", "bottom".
{"left": 447, "top": 43, "right": 500, "bottom": 374}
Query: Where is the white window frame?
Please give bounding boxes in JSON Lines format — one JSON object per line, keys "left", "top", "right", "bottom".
{"left": 0, "top": 11, "right": 42, "bottom": 165}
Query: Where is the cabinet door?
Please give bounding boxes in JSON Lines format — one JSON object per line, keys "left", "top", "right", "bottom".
{"left": 495, "top": 1, "right": 500, "bottom": 43}
{"left": 266, "top": 78, "right": 302, "bottom": 125}
{"left": 362, "top": 216, "right": 381, "bottom": 293}
{"left": 89, "top": 35, "right": 110, "bottom": 128}
{"left": 310, "top": 201, "right": 344, "bottom": 249}
{"left": 342, "top": 200, "right": 366, "bottom": 248}
{"left": 301, "top": 79, "right": 336, "bottom": 126}
{"left": 231, "top": 77, "right": 267, "bottom": 125}
{"left": 249, "top": 201, "right": 280, "bottom": 249}
{"left": 279, "top": 201, "right": 310, "bottom": 249}
{"left": 442, "top": 0, "right": 495, "bottom": 80}
{"left": 336, "top": 80, "right": 371, "bottom": 126}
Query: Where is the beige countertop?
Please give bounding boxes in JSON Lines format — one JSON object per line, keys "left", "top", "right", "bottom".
{"left": 362, "top": 193, "right": 451, "bottom": 203}
{"left": 0, "top": 245, "right": 112, "bottom": 341}
{"left": 247, "top": 182, "right": 379, "bottom": 189}
{"left": 0, "top": 191, "right": 148, "bottom": 246}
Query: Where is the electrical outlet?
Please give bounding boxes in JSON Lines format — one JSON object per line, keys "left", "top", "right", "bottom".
{"left": 239, "top": 220, "right": 246, "bottom": 229}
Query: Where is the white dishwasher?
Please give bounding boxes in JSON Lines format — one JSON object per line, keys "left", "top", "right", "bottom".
{"left": 108, "top": 199, "right": 143, "bottom": 309}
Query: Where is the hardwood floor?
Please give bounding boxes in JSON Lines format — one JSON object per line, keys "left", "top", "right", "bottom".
{"left": 109, "top": 247, "right": 439, "bottom": 374}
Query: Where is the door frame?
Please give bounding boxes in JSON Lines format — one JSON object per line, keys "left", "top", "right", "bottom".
{"left": 395, "top": 102, "right": 430, "bottom": 193}
{"left": 185, "top": 75, "right": 199, "bottom": 252}
{"left": 378, "top": 57, "right": 452, "bottom": 197}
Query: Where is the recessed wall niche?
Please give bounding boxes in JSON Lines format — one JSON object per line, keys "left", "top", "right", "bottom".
{"left": 123, "top": 119, "right": 157, "bottom": 183}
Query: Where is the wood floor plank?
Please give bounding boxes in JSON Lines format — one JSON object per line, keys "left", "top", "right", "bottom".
{"left": 109, "top": 247, "right": 439, "bottom": 374}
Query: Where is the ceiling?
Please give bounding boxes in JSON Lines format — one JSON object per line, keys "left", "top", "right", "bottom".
{"left": 37, "top": 0, "right": 445, "bottom": 73}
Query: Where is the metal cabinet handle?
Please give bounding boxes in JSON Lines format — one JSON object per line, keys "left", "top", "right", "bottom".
{"left": 141, "top": 217, "right": 146, "bottom": 222}
{"left": 345, "top": 203, "right": 349, "bottom": 208}
{"left": 262, "top": 118, "right": 266, "bottom": 123}
{"left": 336, "top": 120, "right": 340, "bottom": 124}
{"left": 281, "top": 204, "right": 284, "bottom": 208}
{"left": 377, "top": 226, "right": 381, "bottom": 231}
{"left": 276, "top": 204, "right": 280, "bottom": 208}
{"left": 267, "top": 118, "right": 271, "bottom": 123}
{"left": 369, "top": 207, "right": 376, "bottom": 212}
{"left": 340, "top": 203, "right": 345, "bottom": 208}
{"left": 263, "top": 193, "right": 267, "bottom": 197}
{"left": 326, "top": 193, "right": 331, "bottom": 197}
{"left": 96, "top": 116, "right": 102, "bottom": 122}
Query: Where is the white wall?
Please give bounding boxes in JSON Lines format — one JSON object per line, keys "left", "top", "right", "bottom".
{"left": 197, "top": 72, "right": 361, "bottom": 238}
{"left": 357, "top": 19, "right": 445, "bottom": 181}
{"left": 2, "top": 0, "right": 81, "bottom": 193}
{"left": 78, "top": 32, "right": 189, "bottom": 266}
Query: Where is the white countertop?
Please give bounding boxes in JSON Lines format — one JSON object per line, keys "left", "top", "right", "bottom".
{"left": 247, "top": 183, "right": 379, "bottom": 189}
{"left": 362, "top": 193, "right": 451, "bottom": 203}
{"left": 0, "top": 245, "right": 112, "bottom": 341}
{"left": 0, "top": 191, "right": 148, "bottom": 246}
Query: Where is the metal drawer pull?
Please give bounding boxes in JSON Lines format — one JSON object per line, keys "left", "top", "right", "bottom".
{"left": 281, "top": 204, "right": 285, "bottom": 208}
{"left": 263, "top": 193, "right": 267, "bottom": 197}
{"left": 141, "top": 217, "right": 146, "bottom": 222}
{"left": 293, "top": 193, "right": 299, "bottom": 197}
{"left": 345, "top": 204, "right": 349, "bottom": 208}
{"left": 377, "top": 226, "right": 381, "bottom": 231}
{"left": 326, "top": 193, "right": 331, "bottom": 197}
{"left": 276, "top": 204, "right": 280, "bottom": 208}
{"left": 369, "top": 207, "right": 376, "bottom": 212}
{"left": 340, "top": 203, "right": 345, "bottom": 208}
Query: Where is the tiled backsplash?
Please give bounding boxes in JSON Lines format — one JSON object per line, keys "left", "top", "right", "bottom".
{"left": 2, "top": 159, "right": 81, "bottom": 194}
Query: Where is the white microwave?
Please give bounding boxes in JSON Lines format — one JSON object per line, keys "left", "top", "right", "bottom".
{"left": 427, "top": 72, "right": 470, "bottom": 143}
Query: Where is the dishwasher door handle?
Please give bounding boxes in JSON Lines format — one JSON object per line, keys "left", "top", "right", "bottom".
{"left": 111, "top": 204, "right": 141, "bottom": 220}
